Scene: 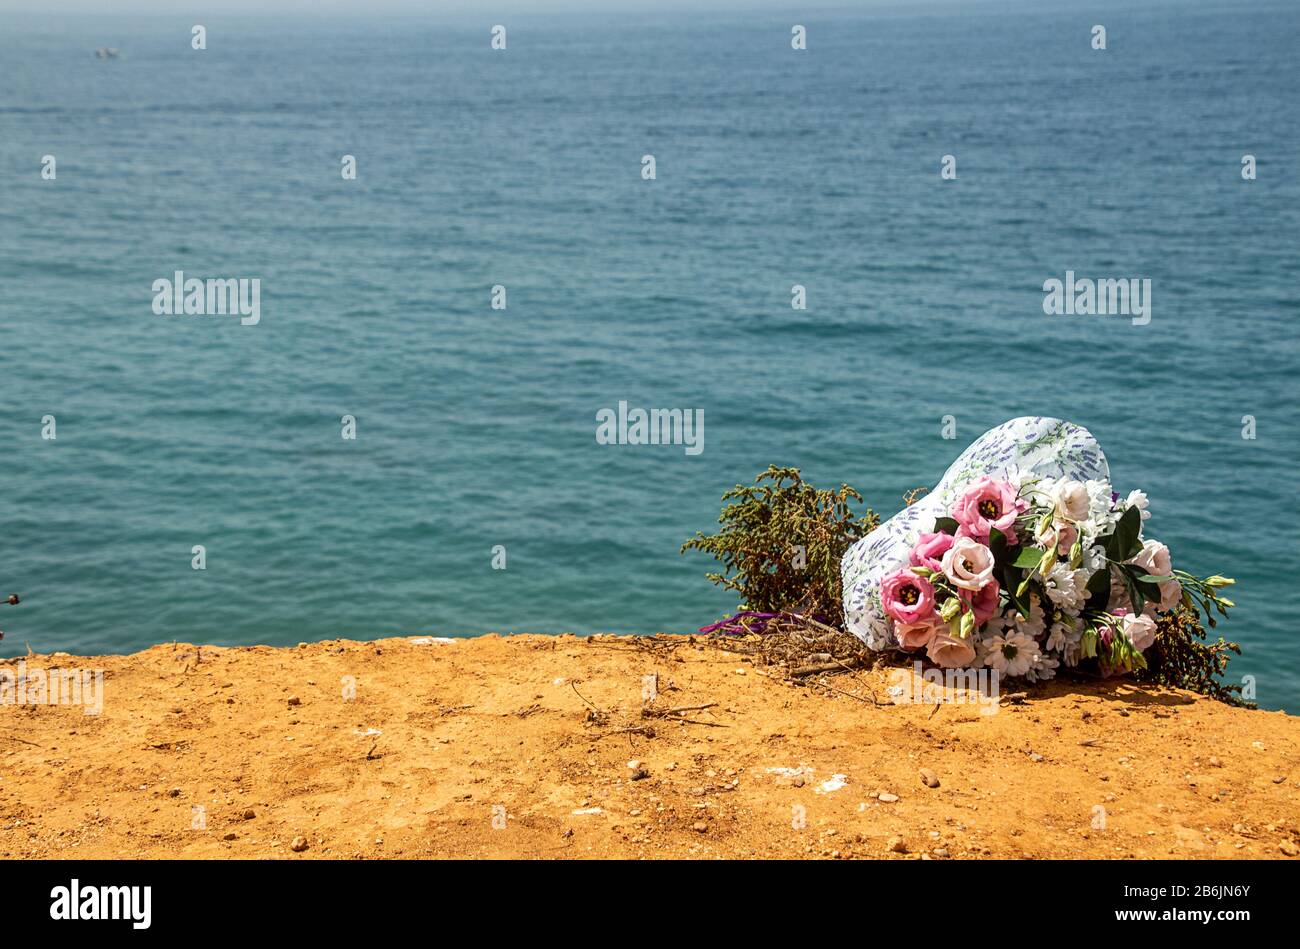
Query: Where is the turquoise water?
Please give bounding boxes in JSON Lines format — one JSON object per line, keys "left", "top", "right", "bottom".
{"left": 1, "top": 4, "right": 1297, "bottom": 709}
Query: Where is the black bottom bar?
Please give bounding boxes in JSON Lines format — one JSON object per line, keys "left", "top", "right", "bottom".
{"left": 1, "top": 857, "right": 1279, "bottom": 934}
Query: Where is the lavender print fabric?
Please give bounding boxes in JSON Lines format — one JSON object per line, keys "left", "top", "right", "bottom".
{"left": 840, "top": 417, "right": 1110, "bottom": 650}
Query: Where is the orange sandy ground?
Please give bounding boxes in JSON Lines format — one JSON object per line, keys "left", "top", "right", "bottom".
{"left": 1, "top": 634, "right": 1297, "bottom": 860}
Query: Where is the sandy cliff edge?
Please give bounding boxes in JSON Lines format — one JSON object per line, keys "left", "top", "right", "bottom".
{"left": 1, "top": 633, "right": 1297, "bottom": 859}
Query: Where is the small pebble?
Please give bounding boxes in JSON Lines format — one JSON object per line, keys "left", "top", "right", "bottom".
{"left": 290, "top": 836, "right": 309, "bottom": 852}
{"left": 887, "top": 836, "right": 908, "bottom": 853}
{"left": 287, "top": 696, "right": 301, "bottom": 707}
{"left": 919, "top": 768, "right": 940, "bottom": 788}
{"left": 692, "top": 822, "right": 709, "bottom": 834}
{"left": 878, "top": 793, "right": 900, "bottom": 804}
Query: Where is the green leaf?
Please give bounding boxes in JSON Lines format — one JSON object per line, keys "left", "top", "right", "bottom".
{"left": 1004, "top": 567, "right": 1029, "bottom": 616}
{"left": 1104, "top": 505, "right": 1143, "bottom": 562}
{"left": 1135, "top": 573, "right": 1172, "bottom": 584}
{"left": 1122, "top": 569, "right": 1145, "bottom": 615}
{"left": 1118, "top": 563, "right": 1163, "bottom": 611}
{"left": 1012, "top": 547, "right": 1043, "bottom": 569}
{"left": 1136, "top": 579, "right": 1163, "bottom": 605}
{"left": 988, "top": 528, "right": 1008, "bottom": 565}
{"left": 1084, "top": 564, "right": 1111, "bottom": 611}
{"left": 933, "top": 517, "right": 959, "bottom": 536}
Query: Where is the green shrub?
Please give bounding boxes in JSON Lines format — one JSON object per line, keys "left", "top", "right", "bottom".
{"left": 681, "top": 466, "right": 877, "bottom": 621}
{"left": 1136, "top": 606, "right": 1251, "bottom": 706}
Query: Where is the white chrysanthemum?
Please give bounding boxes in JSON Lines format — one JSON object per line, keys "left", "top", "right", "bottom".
{"left": 1085, "top": 478, "right": 1113, "bottom": 508}
{"left": 1024, "top": 651, "right": 1060, "bottom": 683}
{"left": 1083, "top": 479, "right": 1120, "bottom": 536}
{"left": 1124, "top": 489, "right": 1151, "bottom": 522}
{"left": 1044, "top": 564, "right": 1089, "bottom": 611}
{"left": 1006, "top": 592, "right": 1046, "bottom": 640}
{"left": 1045, "top": 613, "right": 1081, "bottom": 655}
{"left": 980, "top": 629, "right": 1038, "bottom": 678}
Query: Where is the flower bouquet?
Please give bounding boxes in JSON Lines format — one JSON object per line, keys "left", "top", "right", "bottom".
{"left": 841, "top": 417, "right": 1235, "bottom": 683}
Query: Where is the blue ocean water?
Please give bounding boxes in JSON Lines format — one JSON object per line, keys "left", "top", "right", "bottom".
{"left": 1, "top": 4, "right": 1297, "bottom": 709}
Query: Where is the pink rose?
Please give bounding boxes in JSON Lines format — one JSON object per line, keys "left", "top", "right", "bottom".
{"left": 1059, "top": 522, "right": 1079, "bottom": 555}
{"left": 927, "top": 631, "right": 977, "bottom": 669}
{"left": 940, "top": 536, "right": 996, "bottom": 591}
{"left": 1129, "top": 539, "right": 1172, "bottom": 578}
{"left": 1122, "top": 613, "right": 1158, "bottom": 652}
{"left": 895, "top": 620, "right": 940, "bottom": 652}
{"left": 1129, "top": 539, "right": 1181, "bottom": 612}
{"left": 959, "top": 579, "right": 1001, "bottom": 627}
{"left": 1157, "top": 577, "right": 1182, "bottom": 612}
{"left": 1051, "top": 480, "right": 1091, "bottom": 522}
{"left": 1143, "top": 578, "right": 1183, "bottom": 615}
{"left": 910, "top": 532, "right": 955, "bottom": 572}
{"left": 1035, "top": 520, "right": 1078, "bottom": 556}
{"left": 952, "top": 478, "right": 1025, "bottom": 543}
{"left": 880, "top": 568, "right": 937, "bottom": 626}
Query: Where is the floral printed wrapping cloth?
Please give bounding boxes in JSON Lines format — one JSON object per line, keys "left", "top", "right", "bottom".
{"left": 840, "top": 417, "right": 1110, "bottom": 650}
